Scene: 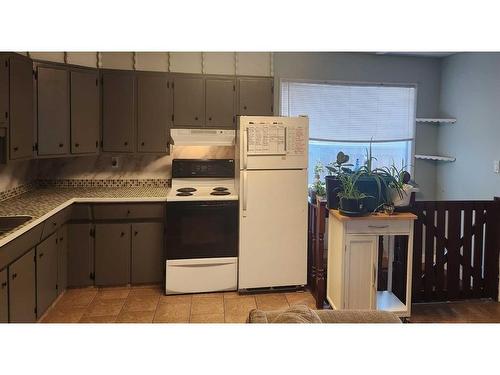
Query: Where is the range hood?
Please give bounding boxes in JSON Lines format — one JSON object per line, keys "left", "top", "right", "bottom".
{"left": 170, "top": 128, "right": 235, "bottom": 146}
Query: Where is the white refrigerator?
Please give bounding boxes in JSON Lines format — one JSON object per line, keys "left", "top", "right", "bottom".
{"left": 236, "top": 116, "right": 309, "bottom": 290}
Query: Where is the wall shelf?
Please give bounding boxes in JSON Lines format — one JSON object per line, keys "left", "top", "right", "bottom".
{"left": 415, "top": 154, "right": 456, "bottom": 162}
{"left": 416, "top": 117, "right": 456, "bottom": 124}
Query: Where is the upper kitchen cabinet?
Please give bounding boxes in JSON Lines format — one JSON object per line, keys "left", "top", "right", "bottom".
{"left": 101, "top": 70, "right": 135, "bottom": 152}
{"left": 172, "top": 75, "right": 205, "bottom": 128}
{"left": 137, "top": 72, "right": 172, "bottom": 153}
{"left": 36, "top": 64, "right": 70, "bottom": 156}
{"left": 9, "top": 55, "right": 34, "bottom": 160}
{"left": 0, "top": 56, "right": 8, "bottom": 128}
{"left": 205, "top": 77, "right": 236, "bottom": 128}
{"left": 237, "top": 77, "right": 274, "bottom": 116}
{"left": 70, "top": 69, "right": 99, "bottom": 154}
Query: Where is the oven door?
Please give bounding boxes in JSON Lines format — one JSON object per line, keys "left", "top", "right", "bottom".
{"left": 166, "top": 200, "right": 238, "bottom": 260}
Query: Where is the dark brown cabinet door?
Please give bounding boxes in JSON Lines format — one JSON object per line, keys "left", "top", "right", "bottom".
{"left": 131, "top": 222, "right": 164, "bottom": 284}
{"left": 173, "top": 75, "right": 204, "bottom": 127}
{"left": 71, "top": 69, "right": 99, "bottom": 154}
{"left": 57, "top": 226, "right": 68, "bottom": 296}
{"left": 36, "top": 233, "right": 58, "bottom": 318}
{"left": 0, "top": 56, "right": 8, "bottom": 128}
{"left": 102, "top": 70, "right": 135, "bottom": 152}
{"left": 238, "top": 77, "right": 274, "bottom": 116}
{"left": 9, "top": 248, "right": 36, "bottom": 323}
{"left": 206, "top": 78, "right": 235, "bottom": 128}
{"left": 9, "top": 56, "right": 33, "bottom": 160}
{"left": 37, "top": 66, "right": 70, "bottom": 156}
{"left": 95, "top": 223, "right": 130, "bottom": 286}
{"left": 137, "top": 73, "right": 172, "bottom": 153}
{"left": 67, "top": 223, "right": 94, "bottom": 288}
{"left": 0, "top": 268, "right": 8, "bottom": 323}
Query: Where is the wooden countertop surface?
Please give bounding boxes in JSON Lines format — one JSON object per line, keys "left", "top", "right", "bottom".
{"left": 329, "top": 209, "right": 417, "bottom": 222}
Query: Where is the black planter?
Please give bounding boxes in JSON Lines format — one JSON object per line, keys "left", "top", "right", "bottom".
{"left": 355, "top": 175, "right": 391, "bottom": 212}
{"left": 339, "top": 197, "right": 369, "bottom": 216}
{"left": 325, "top": 175, "right": 342, "bottom": 209}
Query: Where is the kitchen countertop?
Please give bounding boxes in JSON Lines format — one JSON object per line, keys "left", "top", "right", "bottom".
{"left": 0, "top": 186, "right": 170, "bottom": 247}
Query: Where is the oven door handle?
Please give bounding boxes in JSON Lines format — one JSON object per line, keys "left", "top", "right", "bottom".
{"left": 243, "top": 127, "right": 248, "bottom": 169}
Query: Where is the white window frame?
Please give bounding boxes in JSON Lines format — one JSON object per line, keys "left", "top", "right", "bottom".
{"left": 279, "top": 78, "right": 418, "bottom": 177}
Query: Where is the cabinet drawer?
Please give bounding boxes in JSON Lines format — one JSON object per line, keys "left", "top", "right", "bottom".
{"left": 93, "top": 203, "right": 165, "bottom": 220}
{"left": 345, "top": 220, "right": 410, "bottom": 235}
{"left": 41, "top": 207, "right": 71, "bottom": 239}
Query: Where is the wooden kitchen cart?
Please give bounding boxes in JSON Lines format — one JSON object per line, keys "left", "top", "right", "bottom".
{"left": 326, "top": 210, "right": 417, "bottom": 318}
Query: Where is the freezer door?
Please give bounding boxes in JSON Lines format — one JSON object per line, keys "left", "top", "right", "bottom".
{"left": 239, "top": 169, "right": 308, "bottom": 289}
{"left": 238, "top": 116, "right": 308, "bottom": 170}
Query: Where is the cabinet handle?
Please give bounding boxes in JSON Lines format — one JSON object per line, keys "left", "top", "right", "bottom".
{"left": 1, "top": 282, "right": 6, "bottom": 288}
{"left": 95, "top": 141, "right": 98, "bottom": 148}
{"left": 208, "top": 117, "right": 212, "bottom": 121}
{"left": 127, "top": 210, "right": 131, "bottom": 215}
{"left": 243, "top": 105, "right": 247, "bottom": 110}
{"left": 59, "top": 143, "right": 64, "bottom": 148}
{"left": 141, "top": 142, "right": 145, "bottom": 146}
{"left": 39, "top": 252, "right": 44, "bottom": 258}
{"left": 12, "top": 273, "right": 17, "bottom": 280}
{"left": 124, "top": 141, "right": 128, "bottom": 146}
{"left": 194, "top": 116, "right": 198, "bottom": 121}
{"left": 53, "top": 222, "right": 57, "bottom": 226}
{"left": 120, "top": 232, "right": 125, "bottom": 237}
{"left": 373, "top": 265, "right": 376, "bottom": 287}
{"left": 75, "top": 143, "right": 79, "bottom": 147}
{"left": 13, "top": 146, "right": 18, "bottom": 151}
{"left": 368, "top": 225, "right": 389, "bottom": 229}
{"left": 4, "top": 111, "right": 7, "bottom": 119}
{"left": 134, "top": 231, "right": 138, "bottom": 236}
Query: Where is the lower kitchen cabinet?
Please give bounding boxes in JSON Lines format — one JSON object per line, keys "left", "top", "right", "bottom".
{"left": 67, "top": 223, "right": 94, "bottom": 287}
{"left": 131, "top": 222, "right": 164, "bottom": 284}
{"left": 343, "top": 235, "right": 378, "bottom": 310}
{"left": 57, "top": 226, "right": 68, "bottom": 295}
{"left": 9, "top": 248, "right": 36, "bottom": 323}
{"left": 0, "top": 268, "right": 8, "bottom": 323}
{"left": 36, "top": 233, "right": 58, "bottom": 318}
{"left": 95, "top": 223, "right": 131, "bottom": 286}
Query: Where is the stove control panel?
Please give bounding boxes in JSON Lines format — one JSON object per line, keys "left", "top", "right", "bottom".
{"left": 172, "top": 159, "right": 235, "bottom": 178}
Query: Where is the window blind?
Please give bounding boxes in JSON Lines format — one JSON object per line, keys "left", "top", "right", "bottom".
{"left": 280, "top": 81, "right": 416, "bottom": 142}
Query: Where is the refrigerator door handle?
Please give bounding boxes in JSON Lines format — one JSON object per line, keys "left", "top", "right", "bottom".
{"left": 243, "top": 128, "right": 248, "bottom": 169}
{"left": 242, "top": 170, "right": 248, "bottom": 217}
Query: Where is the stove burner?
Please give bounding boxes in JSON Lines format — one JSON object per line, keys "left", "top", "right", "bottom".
{"left": 176, "top": 192, "right": 193, "bottom": 196}
{"left": 210, "top": 191, "right": 231, "bottom": 196}
{"left": 213, "top": 187, "right": 229, "bottom": 192}
{"left": 177, "top": 187, "right": 197, "bottom": 193}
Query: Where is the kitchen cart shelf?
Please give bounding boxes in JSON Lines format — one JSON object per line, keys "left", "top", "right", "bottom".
{"left": 415, "top": 154, "right": 456, "bottom": 162}
{"left": 416, "top": 118, "right": 456, "bottom": 124}
{"left": 376, "top": 291, "right": 406, "bottom": 313}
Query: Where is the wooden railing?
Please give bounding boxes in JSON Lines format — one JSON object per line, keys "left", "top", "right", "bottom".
{"left": 411, "top": 200, "right": 500, "bottom": 302}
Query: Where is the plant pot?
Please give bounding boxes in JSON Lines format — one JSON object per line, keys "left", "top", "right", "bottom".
{"left": 325, "top": 175, "right": 342, "bottom": 209}
{"left": 355, "top": 175, "right": 391, "bottom": 212}
{"left": 339, "top": 197, "right": 369, "bottom": 216}
{"left": 390, "top": 184, "right": 417, "bottom": 207}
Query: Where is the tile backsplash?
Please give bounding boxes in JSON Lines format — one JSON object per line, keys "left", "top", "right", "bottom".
{"left": 0, "top": 146, "right": 235, "bottom": 200}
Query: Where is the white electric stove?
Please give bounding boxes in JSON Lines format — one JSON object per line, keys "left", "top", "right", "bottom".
{"left": 165, "top": 159, "right": 239, "bottom": 295}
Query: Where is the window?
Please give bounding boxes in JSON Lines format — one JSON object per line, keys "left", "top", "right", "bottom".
{"left": 280, "top": 81, "right": 416, "bottom": 183}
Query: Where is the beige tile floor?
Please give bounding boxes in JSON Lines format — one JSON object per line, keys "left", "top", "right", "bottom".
{"left": 40, "top": 285, "right": 317, "bottom": 323}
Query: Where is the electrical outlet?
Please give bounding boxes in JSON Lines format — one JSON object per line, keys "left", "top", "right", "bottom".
{"left": 111, "top": 156, "right": 120, "bottom": 168}
{"left": 494, "top": 160, "right": 500, "bottom": 174}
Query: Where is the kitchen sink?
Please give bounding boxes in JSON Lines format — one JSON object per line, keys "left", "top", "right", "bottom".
{"left": 0, "top": 215, "right": 33, "bottom": 235}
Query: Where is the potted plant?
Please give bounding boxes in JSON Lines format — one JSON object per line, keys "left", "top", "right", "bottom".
{"left": 382, "top": 161, "right": 418, "bottom": 208}
{"left": 324, "top": 151, "right": 353, "bottom": 209}
{"left": 337, "top": 171, "right": 370, "bottom": 216}
{"left": 355, "top": 142, "right": 402, "bottom": 212}
{"left": 309, "top": 161, "right": 326, "bottom": 201}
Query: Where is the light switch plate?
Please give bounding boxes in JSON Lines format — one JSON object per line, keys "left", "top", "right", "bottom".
{"left": 494, "top": 160, "right": 500, "bottom": 174}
